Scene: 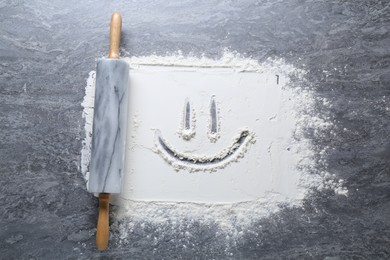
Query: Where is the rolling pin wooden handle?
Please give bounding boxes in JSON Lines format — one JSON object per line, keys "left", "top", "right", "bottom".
{"left": 96, "top": 193, "right": 110, "bottom": 251}
{"left": 109, "top": 12, "right": 122, "bottom": 59}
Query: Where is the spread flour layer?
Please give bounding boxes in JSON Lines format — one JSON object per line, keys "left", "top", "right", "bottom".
{"left": 81, "top": 51, "right": 347, "bottom": 232}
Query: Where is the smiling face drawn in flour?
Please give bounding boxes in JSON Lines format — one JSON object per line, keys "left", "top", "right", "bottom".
{"left": 154, "top": 96, "right": 256, "bottom": 172}
{"left": 119, "top": 64, "right": 302, "bottom": 203}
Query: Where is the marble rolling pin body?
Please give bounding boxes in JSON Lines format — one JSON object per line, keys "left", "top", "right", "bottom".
{"left": 88, "top": 58, "right": 129, "bottom": 193}
{"left": 88, "top": 17, "right": 129, "bottom": 194}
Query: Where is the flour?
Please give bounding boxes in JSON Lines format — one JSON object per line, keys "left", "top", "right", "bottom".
{"left": 80, "top": 71, "right": 96, "bottom": 184}
{"left": 81, "top": 50, "right": 347, "bottom": 245}
{"left": 126, "top": 50, "right": 264, "bottom": 71}
{"left": 155, "top": 128, "right": 256, "bottom": 172}
{"left": 124, "top": 50, "right": 299, "bottom": 75}
{"left": 111, "top": 195, "right": 299, "bottom": 246}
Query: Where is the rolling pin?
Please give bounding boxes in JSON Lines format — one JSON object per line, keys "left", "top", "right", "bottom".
{"left": 88, "top": 12, "right": 129, "bottom": 251}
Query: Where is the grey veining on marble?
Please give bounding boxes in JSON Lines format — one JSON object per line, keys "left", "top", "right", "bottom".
{"left": 88, "top": 59, "right": 129, "bottom": 194}
{"left": 0, "top": 0, "right": 389, "bottom": 259}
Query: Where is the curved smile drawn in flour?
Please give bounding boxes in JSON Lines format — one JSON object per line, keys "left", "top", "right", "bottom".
{"left": 154, "top": 96, "right": 256, "bottom": 172}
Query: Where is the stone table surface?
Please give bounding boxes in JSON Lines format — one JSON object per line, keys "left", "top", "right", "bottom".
{"left": 0, "top": 0, "right": 389, "bottom": 259}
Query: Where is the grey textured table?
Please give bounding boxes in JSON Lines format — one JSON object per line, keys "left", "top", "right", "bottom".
{"left": 0, "top": 0, "right": 389, "bottom": 259}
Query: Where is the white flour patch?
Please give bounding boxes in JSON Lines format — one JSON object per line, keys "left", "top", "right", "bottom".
{"left": 111, "top": 195, "right": 299, "bottom": 247}
{"left": 81, "top": 50, "right": 347, "bottom": 244}
{"left": 80, "top": 71, "right": 96, "bottom": 184}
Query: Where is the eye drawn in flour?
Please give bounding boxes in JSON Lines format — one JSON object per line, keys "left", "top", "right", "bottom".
{"left": 155, "top": 96, "right": 256, "bottom": 172}
{"left": 208, "top": 95, "right": 220, "bottom": 142}
{"left": 178, "top": 98, "right": 196, "bottom": 140}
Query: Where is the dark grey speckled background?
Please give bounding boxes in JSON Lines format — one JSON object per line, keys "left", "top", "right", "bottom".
{"left": 0, "top": 0, "right": 389, "bottom": 259}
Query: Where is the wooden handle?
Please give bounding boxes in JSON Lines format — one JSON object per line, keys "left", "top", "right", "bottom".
{"left": 109, "top": 12, "right": 122, "bottom": 59}
{"left": 96, "top": 193, "right": 110, "bottom": 251}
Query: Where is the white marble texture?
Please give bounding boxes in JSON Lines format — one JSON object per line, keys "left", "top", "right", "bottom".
{"left": 88, "top": 59, "right": 129, "bottom": 193}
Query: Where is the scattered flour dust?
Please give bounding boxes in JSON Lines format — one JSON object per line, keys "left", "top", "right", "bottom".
{"left": 81, "top": 50, "right": 347, "bottom": 245}
{"left": 81, "top": 71, "right": 96, "bottom": 182}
